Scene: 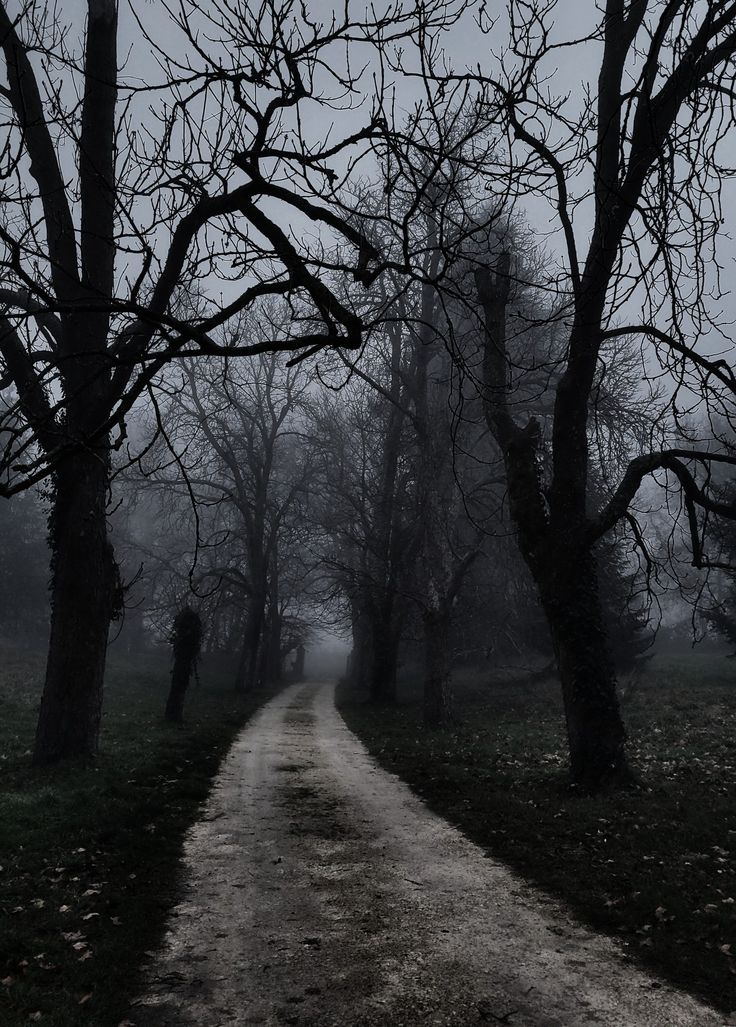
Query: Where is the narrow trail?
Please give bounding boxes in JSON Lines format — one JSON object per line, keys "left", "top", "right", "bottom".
{"left": 132, "top": 682, "right": 723, "bottom": 1027}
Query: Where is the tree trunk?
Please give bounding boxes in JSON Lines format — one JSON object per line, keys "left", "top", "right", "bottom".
{"left": 539, "top": 545, "right": 630, "bottom": 791}
{"left": 234, "top": 596, "right": 266, "bottom": 692}
{"left": 165, "top": 608, "right": 202, "bottom": 723}
{"left": 347, "top": 602, "right": 372, "bottom": 691}
{"left": 476, "top": 254, "right": 631, "bottom": 792}
{"left": 369, "top": 608, "right": 399, "bottom": 703}
{"left": 423, "top": 605, "right": 453, "bottom": 728}
{"left": 265, "top": 609, "right": 282, "bottom": 683}
{"left": 165, "top": 652, "right": 192, "bottom": 722}
{"left": 33, "top": 450, "right": 115, "bottom": 765}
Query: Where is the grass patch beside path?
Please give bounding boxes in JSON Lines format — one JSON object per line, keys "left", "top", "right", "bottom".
{"left": 338, "top": 650, "right": 736, "bottom": 1013}
{"left": 0, "top": 645, "right": 277, "bottom": 1027}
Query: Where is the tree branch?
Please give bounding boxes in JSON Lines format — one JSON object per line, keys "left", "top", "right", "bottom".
{"left": 0, "top": 3, "right": 80, "bottom": 304}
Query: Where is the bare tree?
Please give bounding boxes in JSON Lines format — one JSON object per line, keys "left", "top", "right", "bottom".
{"left": 309, "top": 335, "right": 416, "bottom": 701}
{"left": 128, "top": 324, "right": 314, "bottom": 692}
{"left": 426, "top": 1, "right": 736, "bottom": 789}
{"left": 0, "top": 0, "right": 460, "bottom": 763}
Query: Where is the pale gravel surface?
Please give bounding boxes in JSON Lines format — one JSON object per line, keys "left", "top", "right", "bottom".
{"left": 131, "top": 681, "right": 727, "bottom": 1026}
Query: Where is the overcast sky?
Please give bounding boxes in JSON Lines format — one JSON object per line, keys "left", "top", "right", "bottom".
{"left": 7, "top": 0, "right": 732, "bottom": 348}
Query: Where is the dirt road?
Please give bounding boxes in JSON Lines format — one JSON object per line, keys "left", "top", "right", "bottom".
{"left": 132, "top": 682, "right": 725, "bottom": 1026}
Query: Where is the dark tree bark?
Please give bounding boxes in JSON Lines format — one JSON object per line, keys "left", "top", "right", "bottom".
{"left": 475, "top": 257, "right": 630, "bottom": 791}
{"left": 264, "top": 609, "right": 283, "bottom": 683}
{"left": 234, "top": 595, "right": 266, "bottom": 692}
{"left": 423, "top": 605, "right": 453, "bottom": 728}
{"left": 338, "top": 318, "right": 409, "bottom": 704}
{"left": 263, "top": 557, "right": 283, "bottom": 683}
{"left": 537, "top": 545, "right": 627, "bottom": 789}
{"left": 165, "top": 607, "right": 203, "bottom": 723}
{"left": 347, "top": 600, "right": 373, "bottom": 691}
{"left": 368, "top": 602, "right": 400, "bottom": 702}
{"left": 411, "top": 262, "right": 478, "bottom": 727}
{"left": 33, "top": 449, "right": 115, "bottom": 764}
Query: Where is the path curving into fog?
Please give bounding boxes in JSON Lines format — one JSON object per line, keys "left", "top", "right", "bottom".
{"left": 132, "top": 681, "right": 722, "bottom": 1027}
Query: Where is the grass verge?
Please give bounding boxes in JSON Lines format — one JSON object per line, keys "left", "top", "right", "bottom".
{"left": 0, "top": 645, "right": 276, "bottom": 1027}
{"left": 338, "top": 649, "right": 736, "bottom": 1013}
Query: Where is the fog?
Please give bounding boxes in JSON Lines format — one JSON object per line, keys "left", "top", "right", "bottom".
{"left": 0, "top": 0, "right": 736, "bottom": 798}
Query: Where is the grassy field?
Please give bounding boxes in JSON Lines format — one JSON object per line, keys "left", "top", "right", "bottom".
{"left": 338, "top": 648, "right": 736, "bottom": 1013}
{"left": 0, "top": 644, "right": 275, "bottom": 1027}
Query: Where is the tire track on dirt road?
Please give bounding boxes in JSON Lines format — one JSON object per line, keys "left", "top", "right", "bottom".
{"left": 131, "top": 681, "right": 725, "bottom": 1026}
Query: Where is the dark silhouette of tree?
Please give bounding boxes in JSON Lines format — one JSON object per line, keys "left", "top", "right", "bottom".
{"left": 165, "top": 607, "right": 203, "bottom": 723}
{"left": 0, "top": 0, "right": 459, "bottom": 763}
{"left": 452, "top": 1, "right": 736, "bottom": 789}
{"left": 309, "top": 346, "right": 415, "bottom": 702}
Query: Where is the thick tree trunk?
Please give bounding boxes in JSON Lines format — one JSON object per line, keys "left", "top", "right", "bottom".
{"left": 423, "top": 605, "right": 453, "bottom": 728}
{"left": 234, "top": 596, "right": 266, "bottom": 692}
{"left": 33, "top": 450, "right": 115, "bottom": 765}
{"left": 263, "top": 609, "right": 282, "bottom": 683}
{"left": 165, "top": 608, "right": 202, "bottom": 723}
{"left": 539, "top": 546, "right": 630, "bottom": 791}
{"left": 369, "top": 609, "right": 399, "bottom": 703}
{"left": 165, "top": 652, "right": 192, "bottom": 723}
{"left": 347, "top": 603, "right": 372, "bottom": 691}
{"left": 476, "top": 254, "right": 631, "bottom": 792}
{"left": 422, "top": 603, "right": 451, "bottom": 727}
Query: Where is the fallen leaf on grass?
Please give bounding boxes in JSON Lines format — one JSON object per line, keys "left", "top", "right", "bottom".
{"left": 78, "top": 993, "right": 93, "bottom": 1005}
{"left": 1, "top": 976, "right": 13, "bottom": 986}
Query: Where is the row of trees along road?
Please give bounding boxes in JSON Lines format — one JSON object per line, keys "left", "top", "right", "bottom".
{"left": 120, "top": 336, "right": 315, "bottom": 693}
{"left": 4, "top": 1, "right": 736, "bottom": 792}
{"left": 316, "top": 0, "right": 736, "bottom": 790}
{"left": 0, "top": 0, "right": 460, "bottom": 764}
{"left": 312, "top": 179, "right": 658, "bottom": 731}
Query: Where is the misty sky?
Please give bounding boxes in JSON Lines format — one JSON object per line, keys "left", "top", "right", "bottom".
{"left": 17, "top": 0, "right": 735, "bottom": 351}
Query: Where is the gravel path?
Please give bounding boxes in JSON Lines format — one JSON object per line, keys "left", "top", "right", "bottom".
{"left": 132, "top": 681, "right": 725, "bottom": 1026}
